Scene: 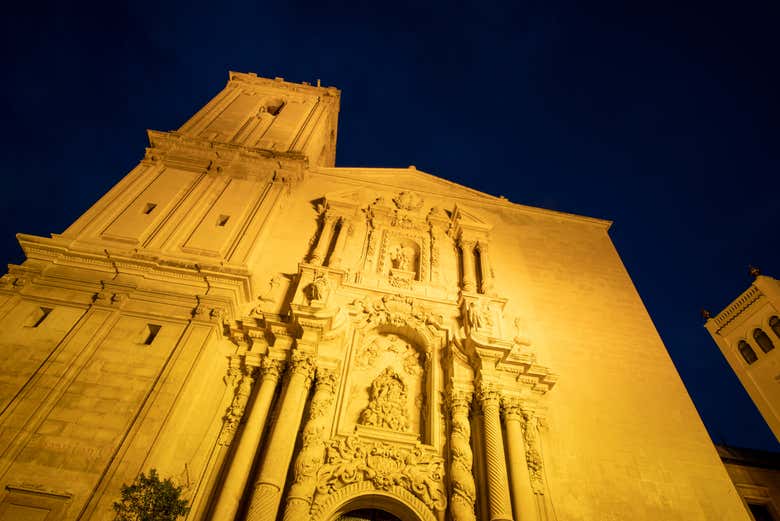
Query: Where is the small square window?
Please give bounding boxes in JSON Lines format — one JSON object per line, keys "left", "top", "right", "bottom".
{"left": 142, "top": 324, "right": 161, "bottom": 345}
{"left": 143, "top": 203, "right": 157, "bottom": 215}
{"left": 24, "top": 307, "right": 52, "bottom": 328}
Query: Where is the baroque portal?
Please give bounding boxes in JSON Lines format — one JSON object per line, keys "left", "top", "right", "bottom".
{"left": 0, "top": 72, "right": 753, "bottom": 521}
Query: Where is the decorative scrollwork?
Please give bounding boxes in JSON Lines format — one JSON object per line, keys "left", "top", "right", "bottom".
{"left": 218, "top": 365, "right": 256, "bottom": 446}
{"left": 524, "top": 413, "right": 545, "bottom": 494}
{"left": 314, "top": 435, "right": 447, "bottom": 512}
{"left": 349, "top": 294, "right": 443, "bottom": 333}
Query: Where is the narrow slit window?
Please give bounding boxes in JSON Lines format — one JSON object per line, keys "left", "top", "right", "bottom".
{"left": 474, "top": 246, "right": 484, "bottom": 294}
{"left": 143, "top": 324, "right": 161, "bottom": 345}
{"left": 25, "top": 307, "right": 53, "bottom": 328}
{"left": 217, "top": 215, "right": 230, "bottom": 227}
{"left": 143, "top": 203, "right": 157, "bottom": 215}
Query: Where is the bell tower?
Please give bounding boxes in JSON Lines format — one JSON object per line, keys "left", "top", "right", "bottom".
{"left": 0, "top": 72, "right": 755, "bottom": 521}
{"left": 179, "top": 72, "right": 340, "bottom": 167}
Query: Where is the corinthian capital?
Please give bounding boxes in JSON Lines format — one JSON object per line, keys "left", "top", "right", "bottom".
{"left": 315, "top": 367, "right": 339, "bottom": 393}
{"left": 476, "top": 383, "right": 502, "bottom": 409}
{"left": 446, "top": 389, "right": 473, "bottom": 415}
{"left": 260, "top": 357, "right": 285, "bottom": 381}
{"left": 290, "top": 350, "right": 316, "bottom": 381}
{"left": 500, "top": 397, "right": 525, "bottom": 423}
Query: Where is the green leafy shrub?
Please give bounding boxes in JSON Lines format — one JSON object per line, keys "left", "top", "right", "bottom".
{"left": 113, "top": 468, "right": 190, "bottom": 521}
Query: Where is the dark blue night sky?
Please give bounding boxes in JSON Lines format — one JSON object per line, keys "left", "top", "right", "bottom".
{"left": 2, "top": 1, "right": 778, "bottom": 450}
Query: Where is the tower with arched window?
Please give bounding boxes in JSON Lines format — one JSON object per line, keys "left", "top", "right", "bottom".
{"left": 705, "top": 273, "right": 780, "bottom": 442}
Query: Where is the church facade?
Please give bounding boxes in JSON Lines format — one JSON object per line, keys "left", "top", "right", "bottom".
{"left": 0, "top": 72, "right": 751, "bottom": 520}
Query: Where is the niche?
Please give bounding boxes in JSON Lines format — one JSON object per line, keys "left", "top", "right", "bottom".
{"left": 344, "top": 332, "right": 426, "bottom": 438}
{"left": 385, "top": 238, "right": 421, "bottom": 282}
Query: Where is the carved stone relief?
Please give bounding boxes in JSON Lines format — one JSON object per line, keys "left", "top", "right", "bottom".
{"left": 344, "top": 331, "right": 426, "bottom": 436}
{"left": 313, "top": 435, "right": 447, "bottom": 514}
{"left": 359, "top": 367, "right": 411, "bottom": 432}
{"left": 218, "top": 364, "right": 256, "bottom": 446}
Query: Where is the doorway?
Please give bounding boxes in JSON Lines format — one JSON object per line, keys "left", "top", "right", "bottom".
{"left": 337, "top": 508, "right": 403, "bottom": 521}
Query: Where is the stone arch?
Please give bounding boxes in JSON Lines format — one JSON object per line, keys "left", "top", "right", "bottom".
{"left": 346, "top": 295, "right": 449, "bottom": 446}
{"left": 351, "top": 326, "right": 429, "bottom": 438}
{"left": 315, "top": 481, "right": 436, "bottom": 521}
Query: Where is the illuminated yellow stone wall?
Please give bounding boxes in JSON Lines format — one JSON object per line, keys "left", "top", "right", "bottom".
{"left": 0, "top": 72, "right": 749, "bottom": 521}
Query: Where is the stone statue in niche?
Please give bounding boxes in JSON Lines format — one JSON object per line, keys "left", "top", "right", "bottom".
{"left": 390, "top": 245, "right": 412, "bottom": 271}
{"left": 358, "top": 367, "right": 410, "bottom": 432}
{"left": 386, "top": 239, "right": 420, "bottom": 288}
{"left": 466, "top": 300, "right": 492, "bottom": 333}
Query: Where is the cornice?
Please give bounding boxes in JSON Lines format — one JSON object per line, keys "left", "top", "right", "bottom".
{"left": 226, "top": 71, "right": 341, "bottom": 100}
{"left": 16, "top": 234, "right": 253, "bottom": 302}
{"left": 708, "top": 284, "right": 764, "bottom": 333}
{"left": 145, "top": 130, "right": 309, "bottom": 178}
{"left": 312, "top": 167, "right": 612, "bottom": 230}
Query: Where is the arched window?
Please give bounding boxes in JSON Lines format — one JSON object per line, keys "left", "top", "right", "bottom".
{"left": 754, "top": 329, "right": 776, "bottom": 353}
{"left": 770, "top": 316, "right": 780, "bottom": 339}
{"left": 739, "top": 340, "right": 758, "bottom": 364}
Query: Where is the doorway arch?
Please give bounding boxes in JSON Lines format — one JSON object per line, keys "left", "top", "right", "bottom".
{"left": 315, "top": 482, "right": 437, "bottom": 521}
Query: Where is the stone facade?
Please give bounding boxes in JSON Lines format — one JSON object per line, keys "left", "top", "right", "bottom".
{"left": 717, "top": 445, "right": 780, "bottom": 520}
{"left": 0, "top": 72, "right": 750, "bottom": 520}
{"left": 705, "top": 273, "right": 780, "bottom": 442}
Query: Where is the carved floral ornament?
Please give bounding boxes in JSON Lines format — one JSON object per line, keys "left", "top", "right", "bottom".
{"left": 392, "top": 192, "right": 424, "bottom": 212}
{"left": 354, "top": 334, "right": 424, "bottom": 377}
{"left": 349, "top": 294, "right": 444, "bottom": 336}
{"left": 314, "top": 435, "right": 447, "bottom": 513}
{"left": 290, "top": 350, "right": 317, "bottom": 381}
{"left": 218, "top": 361, "right": 258, "bottom": 446}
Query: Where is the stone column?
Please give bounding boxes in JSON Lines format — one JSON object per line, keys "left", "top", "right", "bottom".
{"left": 282, "top": 367, "right": 339, "bottom": 521}
{"left": 479, "top": 385, "right": 514, "bottom": 521}
{"left": 460, "top": 238, "right": 477, "bottom": 292}
{"left": 210, "top": 357, "right": 285, "bottom": 521}
{"left": 328, "top": 217, "right": 351, "bottom": 268}
{"left": 477, "top": 241, "right": 494, "bottom": 294}
{"left": 502, "top": 399, "right": 537, "bottom": 521}
{"left": 448, "top": 390, "right": 477, "bottom": 521}
{"left": 245, "top": 351, "right": 316, "bottom": 521}
{"left": 310, "top": 214, "right": 336, "bottom": 265}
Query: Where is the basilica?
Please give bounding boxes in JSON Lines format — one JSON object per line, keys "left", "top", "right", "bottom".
{"left": 0, "top": 72, "right": 750, "bottom": 520}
